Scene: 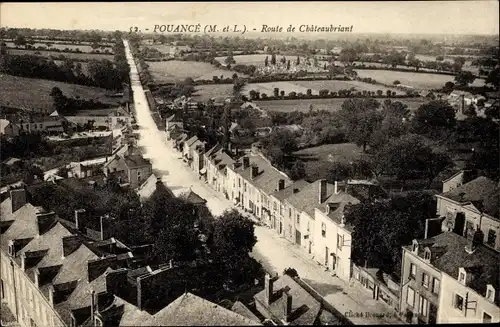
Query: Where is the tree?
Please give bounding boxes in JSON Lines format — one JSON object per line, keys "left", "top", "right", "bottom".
{"left": 454, "top": 71, "right": 476, "bottom": 86}
{"left": 287, "top": 60, "right": 291, "bottom": 70}
{"left": 264, "top": 56, "right": 269, "bottom": 67}
{"left": 287, "top": 160, "right": 306, "bottom": 180}
{"left": 273, "top": 87, "right": 279, "bottom": 98}
{"left": 485, "top": 67, "right": 499, "bottom": 89}
{"left": 339, "top": 48, "right": 357, "bottom": 66}
{"left": 326, "top": 162, "right": 352, "bottom": 183}
{"left": 296, "top": 56, "right": 300, "bottom": 65}
{"left": 345, "top": 192, "right": 436, "bottom": 273}
{"left": 211, "top": 209, "right": 256, "bottom": 256}
{"left": 271, "top": 53, "right": 276, "bottom": 65}
{"left": 13, "top": 35, "right": 27, "bottom": 48}
{"left": 436, "top": 55, "right": 444, "bottom": 62}
{"left": 412, "top": 100, "right": 456, "bottom": 137}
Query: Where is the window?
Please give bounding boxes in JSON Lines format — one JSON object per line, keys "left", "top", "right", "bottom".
{"left": 424, "top": 250, "right": 431, "bottom": 260}
{"left": 422, "top": 273, "right": 430, "bottom": 289}
{"left": 432, "top": 278, "right": 440, "bottom": 294}
{"left": 412, "top": 242, "right": 418, "bottom": 252}
{"left": 321, "top": 222, "right": 326, "bottom": 237}
{"left": 288, "top": 208, "right": 291, "bottom": 218}
{"left": 337, "top": 234, "right": 343, "bottom": 250}
{"left": 483, "top": 312, "right": 492, "bottom": 323}
{"left": 409, "top": 263, "right": 416, "bottom": 279}
{"left": 487, "top": 229, "right": 497, "bottom": 247}
{"left": 8, "top": 244, "right": 14, "bottom": 256}
{"left": 406, "top": 287, "right": 415, "bottom": 307}
{"left": 486, "top": 289, "right": 493, "bottom": 299}
{"left": 459, "top": 272, "right": 465, "bottom": 283}
{"left": 454, "top": 294, "right": 464, "bottom": 311}
{"left": 296, "top": 214, "right": 300, "bottom": 224}
{"left": 1, "top": 279, "right": 4, "bottom": 299}
{"left": 418, "top": 295, "right": 428, "bottom": 316}
{"left": 307, "top": 222, "right": 310, "bottom": 232}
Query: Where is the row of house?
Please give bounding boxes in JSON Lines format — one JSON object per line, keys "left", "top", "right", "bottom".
{"left": 170, "top": 122, "right": 500, "bottom": 324}
{"left": 0, "top": 107, "right": 132, "bottom": 138}
{"left": 0, "top": 188, "right": 262, "bottom": 327}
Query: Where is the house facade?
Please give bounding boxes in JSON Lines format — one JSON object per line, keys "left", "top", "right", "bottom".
{"left": 436, "top": 176, "right": 500, "bottom": 251}
{"left": 103, "top": 148, "right": 152, "bottom": 189}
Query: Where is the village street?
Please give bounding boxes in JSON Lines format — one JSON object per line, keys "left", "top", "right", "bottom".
{"left": 123, "top": 39, "right": 403, "bottom": 325}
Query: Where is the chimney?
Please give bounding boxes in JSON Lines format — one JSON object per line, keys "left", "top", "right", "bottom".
{"left": 243, "top": 156, "right": 250, "bottom": 169}
{"left": 334, "top": 181, "right": 340, "bottom": 195}
{"left": 90, "top": 290, "right": 96, "bottom": 323}
{"left": 48, "top": 286, "right": 54, "bottom": 306}
{"left": 282, "top": 290, "right": 293, "bottom": 322}
{"left": 232, "top": 162, "right": 239, "bottom": 170}
{"left": 277, "top": 179, "right": 285, "bottom": 191}
{"left": 264, "top": 273, "right": 274, "bottom": 305}
{"left": 10, "top": 189, "right": 26, "bottom": 213}
{"left": 37, "top": 212, "right": 57, "bottom": 235}
{"left": 318, "top": 179, "right": 327, "bottom": 204}
{"left": 100, "top": 215, "right": 114, "bottom": 241}
{"left": 62, "top": 235, "right": 81, "bottom": 257}
{"left": 88, "top": 255, "right": 117, "bottom": 282}
{"left": 20, "top": 252, "right": 26, "bottom": 271}
{"left": 74, "top": 209, "right": 87, "bottom": 232}
{"left": 34, "top": 269, "right": 39, "bottom": 287}
{"left": 251, "top": 165, "right": 259, "bottom": 180}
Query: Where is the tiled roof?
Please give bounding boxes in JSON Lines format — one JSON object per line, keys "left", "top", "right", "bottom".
{"left": 254, "top": 275, "right": 320, "bottom": 325}
{"left": 123, "top": 155, "right": 151, "bottom": 169}
{"left": 416, "top": 232, "right": 500, "bottom": 305}
{"left": 238, "top": 155, "right": 293, "bottom": 195}
{"left": 137, "top": 174, "right": 159, "bottom": 200}
{"left": 214, "top": 150, "right": 236, "bottom": 170}
{"left": 144, "top": 292, "right": 261, "bottom": 326}
{"left": 1, "top": 202, "right": 41, "bottom": 250}
{"left": 114, "top": 296, "right": 154, "bottom": 326}
{"left": 67, "top": 267, "right": 111, "bottom": 310}
{"left": 270, "top": 180, "right": 310, "bottom": 202}
{"left": 205, "top": 144, "right": 221, "bottom": 157}
{"left": 440, "top": 176, "right": 499, "bottom": 218}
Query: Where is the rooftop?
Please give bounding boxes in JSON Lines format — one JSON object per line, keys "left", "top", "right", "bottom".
{"left": 440, "top": 176, "right": 499, "bottom": 218}
{"left": 123, "top": 155, "right": 152, "bottom": 169}
{"left": 238, "top": 155, "right": 293, "bottom": 195}
{"left": 144, "top": 292, "right": 260, "bottom": 326}
{"left": 410, "top": 232, "right": 500, "bottom": 305}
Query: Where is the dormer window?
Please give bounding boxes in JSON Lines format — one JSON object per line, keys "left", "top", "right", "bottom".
{"left": 8, "top": 242, "right": 14, "bottom": 256}
{"left": 412, "top": 240, "right": 418, "bottom": 253}
{"left": 94, "top": 317, "right": 103, "bottom": 327}
{"left": 486, "top": 285, "right": 495, "bottom": 302}
{"left": 424, "top": 248, "right": 431, "bottom": 261}
{"left": 458, "top": 267, "right": 467, "bottom": 285}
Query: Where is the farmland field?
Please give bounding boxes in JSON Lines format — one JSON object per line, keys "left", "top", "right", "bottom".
{"left": 6, "top": 48, "right": 114, "bottom": 61}
{"left": 354, "top": 69, "right": 485, "bottom": 90}
{"left": 255, "top": 97, "right": 430, "bottom": 113}
{"left": 0, "top": 74, "right": 122, "bottom": 113}
{"left": 147, "top": 60, "right": 248, "bottom": 83}
{"left": 293, "top": 143, "right": 363, "bottom": 181}
{"left": 4, "top": 42, "right": 113, "bottom": 54}
{"left": 192, "top": 84, "right": 235, "bottom": 102}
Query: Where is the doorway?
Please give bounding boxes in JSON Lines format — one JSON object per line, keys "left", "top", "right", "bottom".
{"left": 295, "top": 230, "right": 302, "bottom": 246}
{"left": 325, "top": 247, "right": 329, "bottom": 266}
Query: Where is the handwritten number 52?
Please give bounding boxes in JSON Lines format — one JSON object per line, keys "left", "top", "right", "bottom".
{"left": 129, "top": 27, "right": 139, "bottom": 34}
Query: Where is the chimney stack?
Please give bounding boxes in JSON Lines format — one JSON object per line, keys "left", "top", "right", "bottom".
{"left": 282, "top": 290, "right": 293, "bottom": 322}
{"left": 243, "top": 157, "right": 250, "bottom": 169}
{"left": 91, "top": 290, "right": 96, "bottom": 323}
{"left": 334, "top": 181, "right": 340, "bottom": 195}
{"left": 100, "top": 215, "right": 114, "bottom": 241}
{"left": 251, "top": 165, "right": 259, "bottom": 180}
{"left": 74, "top": 209, "right": 87, "bottom": 232}
{"left": 264, "top": 274, "right": 274, "bottom": 305}
{"left": 10, "top": 189, "right": 26, "bottom": 213}
{"left": 277, "top": 179, "right": 285, "bottom": 191}
{"left": 318, "top": 179, "right": 327, "bottom": 204}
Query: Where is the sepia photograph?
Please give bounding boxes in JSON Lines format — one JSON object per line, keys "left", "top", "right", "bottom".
{"left": 0, "top": 1, "right": 498, "bottom": 326}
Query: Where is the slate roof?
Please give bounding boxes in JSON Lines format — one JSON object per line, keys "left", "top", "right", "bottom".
{"left": 238, "top": 155, "right": 293, "bottom": 195}
{"left": 144, "top": 292, "right": 260, "bottom": 326}
{"left": 412, "top": 232, "right": 500, "bottom": 305}
{"left": 440, "top": 176, "right": 499, "bottom": 218}
{"left": 213, "top": 149, "right": 236, "bottom": 171}
{"left": 270, "top": 180, "right": 310, "bottom": 202}
{"left": 183, "top": 189, "right": 207, "bottom": 205}
{"left": 285, "top": 180, "right": 359, "bottom": 220}
{"left": 231, "top": 301, "right": 261, "bottom": 323}
{"left": 254, "top": 274, "right": 321, "bottom": 325}
{"left": 123, "top": 155, "right": 151, "bottom": 169}
{"left": 185, "top": 135, "right": 199, "bottom": 147}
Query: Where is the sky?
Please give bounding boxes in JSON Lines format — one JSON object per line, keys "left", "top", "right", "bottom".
{"left": 1, "top": 1, "right": 499, "bottom": 35}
